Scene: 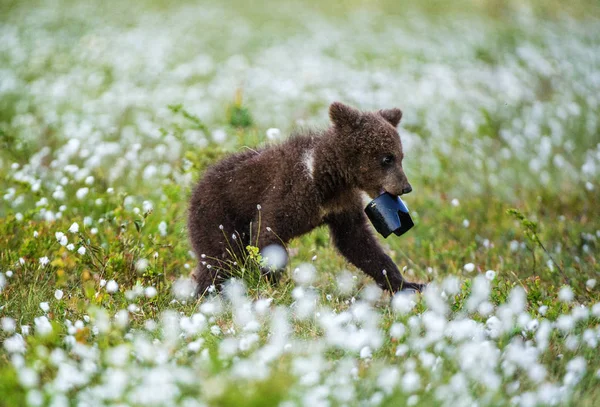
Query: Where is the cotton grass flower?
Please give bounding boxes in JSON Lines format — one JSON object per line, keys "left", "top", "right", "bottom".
{"left": 261, "top": 244, "right": 288, "bottom": 270}
{"left": 145, "top": 286, "right": 158, "bottom": 298}
{"left": 34, "top": 316, "right": 52, "bottom": 336}
{"left": 106, "top": 280, "right": 119, "bottom": 293}
{"left": 75, "top": 188, "right": 89, "bottom": 200}
{"left": 172, "top": 278, "right": 195, "bottom": 300}
{"left": 135, "top": 258, "right": 149, "bottom": 272}
{"left": 2, "top": 317, "right": 16, "bottom": 333}
{"left": 293, "top": 263, "right": 316, "bottom": 285}
{"left": 558, "top": 286, "right": 574, "bottom": 303}
{"left": 266, "top": 128, "right": 281, "bottom": 140}
{"left": 158, "top": 221, "right": 168, "bottom": 236}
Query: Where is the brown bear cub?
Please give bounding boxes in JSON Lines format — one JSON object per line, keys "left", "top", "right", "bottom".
{"left": 188, "top": 102, "right": 424, "bottom": 295}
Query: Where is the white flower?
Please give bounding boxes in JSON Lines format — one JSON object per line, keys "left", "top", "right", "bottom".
{"left": 209, "top": 128, "right": 226, "bottom": 143}
{"left": 360, "top": 346, "right": 372, "bottom": 359}
{"left": 402, "top": 371, "right": 421, "bottom": 392}
{"left": 77, "top": 246, "right": 86, "bottom": 255}
{"left": 293, "top": 263, "right": 316, "bottom": 285}
{"left": 3, "top": 334, "right": 26, "bottom": 353}
{"left": 173, "top": 278, "right": 195, "bottom": 300}
{"left": 266, "top": 128, "right": 281, "bottom": 140}
{"left": 464, "top": 263, "right": 476, "bottom": 272}
{"left": 586, "top": 279, "right": 596, "bottom": 289}
{"left": 68, "top": 222, "right": 79, "bottom": 233}
{"left": 526, "top": 319, "right": 539, "bottom": 332}
{"left": 106, "top": 280, "right": 119, "bottom": 293}
{"left": 262, "top": 244, "right": 287, "bottom": 270}
{"left": 158, "top": 221, "right": 167, "bottom": 236}
{"left": 76, "top": 187, "right": 89, "bottom": 200}
{"left": 145, "top": 286, "right": 157, "bottom": 298}
{"left": 54, "top": 289, "right": 64, "bottom": 300}
{"left": 396, "top": 344, "right": 409, "bottom": 357}
{"left": 392, "top": 291, "right": 416, "bottom": 314}
{"left": 451, "top": 198, "right": 460, "bottom": 207}
{"left": 558, "top": 286, "right": 574, "bottom": 303}
{"left": 40, "top": 302, "right": 50, "bottom": 312}
{"left": 135, "top": 258, "right": 149, "bottom": 272}
{"left": 115, "top": 310, "right": 129, "bottom": 329}
{"left": 18, "top": 368, "right": 39, "bottom": 388}
{"left": 485, "top": 270, "right": 496, "bottom": 280}
{"left": 1, "top": 317, "right": 16, "bottom": 333}
{"left": 407, "top": 395, "right": 419, "bottom": 406}
{"left": 39, "top": 257, "right": 50, "bottom": 267}
{"left": 390, "top": 323, "right": 406, "bottom": 339}
{"left": 510, "top": 240, "right": 520, "bottom": 251}
{"left": 142, "top": 200, "right": 153, "bottom": 213}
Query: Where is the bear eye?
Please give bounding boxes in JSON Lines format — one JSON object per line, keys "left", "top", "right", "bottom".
{"left": 381, "top": 155, "right": 395, "bottom": 166}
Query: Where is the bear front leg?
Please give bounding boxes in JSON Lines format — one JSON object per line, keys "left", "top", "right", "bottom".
{"left": 326, "top": 210, "right": 424, "bottom": 293}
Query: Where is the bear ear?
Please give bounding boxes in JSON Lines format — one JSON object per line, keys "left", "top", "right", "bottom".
{"left": 379, "top": 108, "right": 403, "bottom": 128}
{"left": 329, "top": 102, "right": 361, "bottom": 128}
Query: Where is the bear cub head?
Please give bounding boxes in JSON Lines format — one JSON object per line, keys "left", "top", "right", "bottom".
{"left": 328, "top": 102, "right": 412, "bottom": 198}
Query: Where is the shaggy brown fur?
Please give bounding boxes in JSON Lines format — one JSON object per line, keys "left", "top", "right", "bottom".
{"left": 188, "top": 102, "right": 424, "bottom": 294}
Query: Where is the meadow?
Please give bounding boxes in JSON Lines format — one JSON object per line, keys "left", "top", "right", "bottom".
{"left": 1, "top": 0, "right": 600, "bottom": 405}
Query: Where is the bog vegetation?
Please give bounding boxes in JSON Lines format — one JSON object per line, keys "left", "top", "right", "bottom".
{"left": 1, "top": 0, "right": 599, "bottom": 406}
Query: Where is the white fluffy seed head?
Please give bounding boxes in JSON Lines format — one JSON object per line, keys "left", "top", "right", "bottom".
{"left": 293, "top": 263, "right": 316, "bottom": 285}
{"left": 558, "top": 286, "right": 574, "bottom": 303}
{"left": 106, "top": 280, "right": 119, "bottom": 293}
{"left": 261, "top": 244, "right": 288, "bottom": 270}
{"left": 172, "top": 278, "right": 195, "bottom": 300}
{"left": 135, "top": 258, "right": 149, "bottom": 272}
{"left": 464, "top": 263, "right": 476, "bottom": 273}
{"left": 54, "top": 289, "right": 64, "bottom": 300}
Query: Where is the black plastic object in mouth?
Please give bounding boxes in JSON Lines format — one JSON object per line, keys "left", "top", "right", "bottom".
{"left": 364, "top": 192, "right": 414, "bottom": 238}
